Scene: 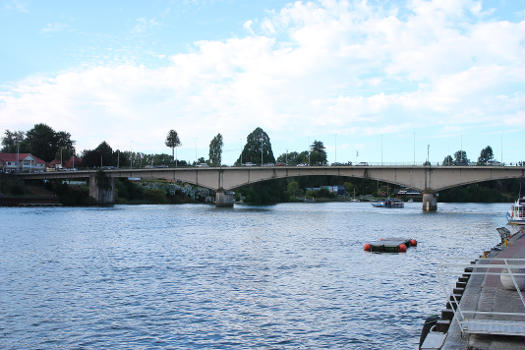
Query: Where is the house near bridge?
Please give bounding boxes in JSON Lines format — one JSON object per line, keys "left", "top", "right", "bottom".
{"left": 0, "top": 153, "right": 46, "bottom": 173}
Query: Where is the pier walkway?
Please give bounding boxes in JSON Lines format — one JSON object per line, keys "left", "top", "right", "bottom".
{"left": 429, "top": 229, "right": 525, "bottom": 350}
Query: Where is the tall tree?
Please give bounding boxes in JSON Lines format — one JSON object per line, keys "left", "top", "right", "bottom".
{"left": 454, "top": 150, "right": 469, "bottom": 166}
{"left": 24, "top": 124, "right": 59, "bottom": 162}
{"left": 309, "top": 140, "right": 327, "bottom": 165}
{"left": 165, "top": 130, "right": 181, "bottom": 163}
{"left": 208, "top": 133, "right": 223, "bottom": 166}
{"left": 442, "top": 155, "right": 454, "bottom": 166}
{"left": 477, "top": 145, "right": 494, "bottom": 165}
{"left": 1, "top": 130, "right": 27, "bottom": 153}
{"left": 82, "top": 141, "right": 114, "bottom": 168}
{"left": 236, "top": 127, "right": 275, "bottom": 165}
{"left": 55, "top": 131, "right": 75, "bottom": 164}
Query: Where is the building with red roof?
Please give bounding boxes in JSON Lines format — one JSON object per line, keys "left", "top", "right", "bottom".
{"left": 0, "top": 153, "right": 46, "bottom": 173}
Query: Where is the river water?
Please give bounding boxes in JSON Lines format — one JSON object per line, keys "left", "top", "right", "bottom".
{"left": 0, "top": 202, "right": 509, "bottom": 349}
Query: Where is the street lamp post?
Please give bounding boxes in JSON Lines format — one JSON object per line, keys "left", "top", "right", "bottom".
{"left": 259, "top": 137, "right": 264, "bottom": 165}
{"left": 16, "top": 141, "right": 20, "bottom": 172}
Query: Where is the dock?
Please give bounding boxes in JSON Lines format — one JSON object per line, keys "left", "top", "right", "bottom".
{"left": 420, "top": 228, "right": 525, "bottom": 350}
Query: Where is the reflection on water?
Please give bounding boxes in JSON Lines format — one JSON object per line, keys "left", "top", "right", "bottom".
{"left": 0, "top": 202, "right": 509, "bottom": 349}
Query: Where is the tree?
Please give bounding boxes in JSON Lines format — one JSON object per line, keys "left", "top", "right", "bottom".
{"left": 477, "top": 145, "right": 494, "bottom": 165}
{"left": 344, "top": 181, "right": 357, "bottom": 196}
{"left": 287, "top": 180, "right": 300, "bottom": 200}
{"left": 235, "top": 127, "right": 275, "bottom": 165}
{"left": 82, "top": 141, "right": 114, "bottom": 168}
{"left": 442, "top": 155, "right": 454, "bottom": 166}
{"left": 277, "top": 151, "right": 309, "bottom": 165}
{"left": 454, "top": 150, "right": 469, "bottom": 166}
{"left": 165, "top": 130, "right": 181, "bottom": 163}
{"left": 55, "top": 131, "right": 75, "bottom": 164}
{"left": 309, "top": 140, "right": 327, "bottom": 165}
{"left": 1, "top": 130, "right": 27, "bottom": 153}
{"left": 24, "top": 124, "right": 60, "bottom": 162}
{"left": 208, "top": 133, "right": 223, "bottom": 166}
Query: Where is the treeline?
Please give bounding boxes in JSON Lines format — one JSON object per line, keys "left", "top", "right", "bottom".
{"left": 236, "top": 176, "right": 396, "bottom": 204}
{"left": 1, "top": 124, "right": 74, "bottom": 162}
{"left": 438, "top": 179, "right": 521, "bottom": 202}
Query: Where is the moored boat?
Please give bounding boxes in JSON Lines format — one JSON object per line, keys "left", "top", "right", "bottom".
{"left": 506, "top": 197, "right": 525, "bottom": 225}
{"left": 371, "top": 197, "right": 404, "bottom": 208}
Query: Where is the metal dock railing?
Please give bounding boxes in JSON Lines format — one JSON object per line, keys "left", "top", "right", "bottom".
{"left": 437, "top": 258, "right": 525, "bottom": 338}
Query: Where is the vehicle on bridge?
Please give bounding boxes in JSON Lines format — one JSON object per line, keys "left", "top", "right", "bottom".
{"left": 507, "top": 196, "right": 525, "bottom": 225}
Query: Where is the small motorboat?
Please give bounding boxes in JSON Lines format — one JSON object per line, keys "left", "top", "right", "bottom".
{"left": 507, "top": 197, "right": 525, "bottom": 225}
{"left": 371, "top": 197, "right": 404, "bottom": 208}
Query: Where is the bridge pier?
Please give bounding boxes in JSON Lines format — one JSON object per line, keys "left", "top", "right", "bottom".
{"left": 215, "top": 190, "right": 234, "bottom": 207}
{"left": 422, "top": 192, "right": 437, "bottom": 212}
{"left": 89, "top": 174, "right": 115, "bottom": 204}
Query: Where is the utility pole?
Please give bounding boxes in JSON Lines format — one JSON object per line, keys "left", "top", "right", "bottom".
{"left": 334, "top": 134, "right": 337, "bottom": 163}
{"left": 307, "top": 137, "right": 311, "bottom": 165}
{"left": 381, "top": 134, "right": 383, "bottom": 165}
{"left": 427, "top": 144, "right": 430, "bottom": 164}
{"left": 16, "top": 141, "right": 20, "bottom": 172}
{"left": 260, "top": 137, "right": 264, "bottom": 165}
{"left": 117, "top": 150, "right": 120, "bottom": 168}
{"left": 413, "top": 132, "right": 415, "bottom": 165}
{"left": 460, "top": 135, "right": 463, "bottom": 164}
{"left": 500, "top": 132, "right": 503, "bottom": 164}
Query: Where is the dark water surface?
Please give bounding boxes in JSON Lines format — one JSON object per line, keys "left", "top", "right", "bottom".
{"left": 0, "top": 202, "right": 509, "bottom": 349}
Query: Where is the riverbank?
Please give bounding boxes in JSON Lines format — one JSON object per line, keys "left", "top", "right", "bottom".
{"left": 420, "top": 226, "right": 525, "bottom": 350}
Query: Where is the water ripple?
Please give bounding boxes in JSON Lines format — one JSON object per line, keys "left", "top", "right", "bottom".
{"left": 0, "top": 202, "right": 507, "bottom": 349}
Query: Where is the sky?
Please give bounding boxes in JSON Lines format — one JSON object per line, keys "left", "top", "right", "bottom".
{"left": 0, "top": 0, "right": 524, "bottom": 165}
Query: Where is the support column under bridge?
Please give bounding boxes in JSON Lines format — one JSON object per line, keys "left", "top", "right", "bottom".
{"left": 422, "top": 192, "right": 437, "bottom": 212}
{"left": 89, "top": 174, "right": 115, "bottom": 204}
{"left": 215, "top": 191, "right": 234, "bottom": 207}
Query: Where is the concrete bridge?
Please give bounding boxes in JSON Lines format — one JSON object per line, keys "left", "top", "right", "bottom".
{"left": 19, "top": 165, "right": 525, "bottom": 210}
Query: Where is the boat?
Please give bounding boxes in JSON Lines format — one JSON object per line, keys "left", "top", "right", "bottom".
{"left": 371, "top": 197, "right": 404, "bottom": 208}
{"left": 506, "top": 197, "right": 525, "bottom": 225}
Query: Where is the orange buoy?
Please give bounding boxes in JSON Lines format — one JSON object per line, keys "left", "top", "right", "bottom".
{"left": 364, "top": 243, "right": 371, "bottom": 251}
{"left": 398, "top": 244, "right": 407, "bottom": 252}
{"left": 410, "top": 239, "right": 417, "bottom": 246}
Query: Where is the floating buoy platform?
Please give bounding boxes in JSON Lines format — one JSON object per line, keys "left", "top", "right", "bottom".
{"left": 363, "top": 237, "right": 417, "bottom": 253}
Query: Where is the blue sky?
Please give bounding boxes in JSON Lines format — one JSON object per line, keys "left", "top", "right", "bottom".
{"left": 1, "top": 0, "right": 524, "bottom": 165}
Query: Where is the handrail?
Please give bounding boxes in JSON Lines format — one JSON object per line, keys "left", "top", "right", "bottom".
{"left": 437, "top": 258, "right": 525, "bottom": 337}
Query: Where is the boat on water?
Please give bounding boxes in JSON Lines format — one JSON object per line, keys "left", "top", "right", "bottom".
{"left": 371, "top": 198, "right": 404, "bottom": 208}
{"left": 507, "top": 197, "right": 525, "bottom": 225}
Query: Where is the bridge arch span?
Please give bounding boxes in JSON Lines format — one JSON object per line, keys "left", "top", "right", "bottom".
{"left": 222, "top": 166, "right": 525, "bottom": 193}
{"left": 224, "top": 172, "right": 410, "bottom": 191}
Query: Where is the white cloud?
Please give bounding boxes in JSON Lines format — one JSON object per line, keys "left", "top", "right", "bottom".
{"left": 4, "top": 0, "right": 28, "bottom": 13}
{"left": 41, "top": 22, "right": 67, "bottom": 33}
{"left": 0, "top": 0, "right": 523, "bottom": 162}
{"left": 132, "top": 17, "right": 161, "bottom": 34}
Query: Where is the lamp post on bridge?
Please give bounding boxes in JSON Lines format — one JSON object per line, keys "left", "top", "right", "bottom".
{"left": 16, "top": 141, "right": 20, "bottom": 172}
{"left": 259, "top": 137, "right": 264, "bottom": 165}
